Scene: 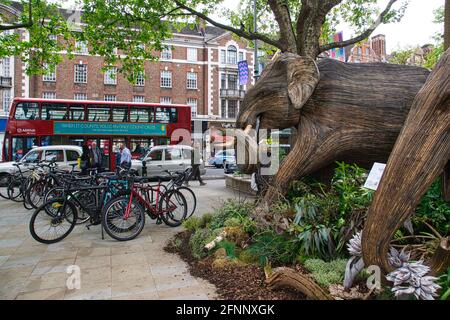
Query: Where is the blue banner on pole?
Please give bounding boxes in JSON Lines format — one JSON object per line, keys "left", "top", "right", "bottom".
{"left": 238, "top": 60, "right": 249, "bottom": 85}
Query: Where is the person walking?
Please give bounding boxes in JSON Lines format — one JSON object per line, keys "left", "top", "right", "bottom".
{"left": 89, "top": 141, "right": 103, "bottom": 172}
{"left": 186, "top": 143, "right": 206, "bottom": 186}
{"left": 119, "top": 143, "right": 132, "bottom": 170}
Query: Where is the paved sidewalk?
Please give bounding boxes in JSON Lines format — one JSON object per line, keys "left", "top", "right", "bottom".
{"left": 0, "top": 180, "right": 254, "bottom": 300}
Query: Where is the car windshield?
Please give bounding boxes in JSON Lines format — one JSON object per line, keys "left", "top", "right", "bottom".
{"left": 21, "top": 150, "right": 41, "bottom": 163}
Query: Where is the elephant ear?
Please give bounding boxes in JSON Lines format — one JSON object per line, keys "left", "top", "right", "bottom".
{"left": 287, "top": 57, "right": 320, "bottom": 110}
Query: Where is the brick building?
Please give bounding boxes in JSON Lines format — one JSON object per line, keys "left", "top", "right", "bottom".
{"left": 0, "top": 2, "right": 255, "bottom": 145}
{"left": 346, "top": 34, "right": 387, "bottom": 63}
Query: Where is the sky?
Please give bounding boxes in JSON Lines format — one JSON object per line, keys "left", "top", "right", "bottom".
{"left": 56, "top": 0, "right": 445, "bottom": 54}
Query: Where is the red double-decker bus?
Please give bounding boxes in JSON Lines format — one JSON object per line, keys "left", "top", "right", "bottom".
{"left": 2, "top": 98, "right": 191, "bottom": 170}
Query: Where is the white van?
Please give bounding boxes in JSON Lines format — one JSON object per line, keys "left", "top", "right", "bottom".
{"left": 0, "top": 145, "right": 82, "bottom": 176}
{"left": 131, "top": 145, "right": 206, "bottom": 177}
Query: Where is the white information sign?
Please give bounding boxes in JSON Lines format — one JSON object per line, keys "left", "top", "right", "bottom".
{"left": 364, "top": 162, "right": 386, "bottom": 191}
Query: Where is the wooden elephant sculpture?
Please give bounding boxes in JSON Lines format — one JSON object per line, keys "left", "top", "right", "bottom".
{"left": 234, "top": 53, "right": 431, "bottom": 208}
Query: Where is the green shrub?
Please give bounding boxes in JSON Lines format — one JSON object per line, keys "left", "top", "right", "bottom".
{"left": 189, "top": 229, "right": 216, "bottom": 259}
{"left": 183, "top": 217, "right": 202, "bottom": 232}
{"left": 224, "top": 217, "right": 241, "bottom": 228}
{"left": 303, "top": 258, "right": 347, "bottom": 287}
{"left": 438, "top": 268, "right": 450, "bottom": 300}
{"left": 200, "top": 213, "right": 213, "bottom": 227}
{"left": 217, "top": 241, "right": 237, "bottom": 259}
{"left": 238, "top": 249, "right": 260, "bottom": 264}
{"left": 247, "top": 231, "right": 301, "bottom": 266}
{"left": 209, "top": 200, "right": 255, "bottom": 230}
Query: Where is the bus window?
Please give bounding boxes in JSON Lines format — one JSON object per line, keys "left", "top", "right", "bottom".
{"left": 88, "top": 106, "right": 111, "bottom": 122}
{"left": 69, "top": 105, "right": 85, "bottom": 121}
{"left": 169, "top": 108, "right": 178, "bottom": 123}
{"left": 112, "top": 107, "right": 128, "bottom": 122}
{"left": 130, "top": 108, "right": 150, "bottom": 123}
{"left": 42, "top": 103, "right": 68, "bottom": 120}
{"left": 155, "top": 108, "right": 170, "bottom": 123}
{"left": 14, "top": 103, "right": 40, "bottom": 120}
{"left": 12, "top": 137, "right": 37, "bottom": 161}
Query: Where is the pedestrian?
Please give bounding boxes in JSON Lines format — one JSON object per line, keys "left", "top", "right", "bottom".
{"left": 186, "top": 143, "right": 206, "bottom": 186}
{"left": 89, "top": 141, "right": 103, "bottom": 172}
{"left": 80, "top": 143, "right": 90, "bottom": 175}
{"left": 119, "top": 143, "right": 132, "bottom": 170}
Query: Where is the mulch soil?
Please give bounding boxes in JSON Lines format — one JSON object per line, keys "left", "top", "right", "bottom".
{"left": 165, "top": 231, "right": 306, "bottom": 300}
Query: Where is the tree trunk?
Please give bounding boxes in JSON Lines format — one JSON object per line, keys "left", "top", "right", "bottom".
{"left": 362, "top": 49, "right": 450, "bottom": 274}
{"left": 445, "top": 0, "right": 450, "bottom": 51}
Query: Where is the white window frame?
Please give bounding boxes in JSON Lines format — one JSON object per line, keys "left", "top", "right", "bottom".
{"left": 43, "top": 92, "right": 56, "bottom": 99}
{"left": 220, "top": 50, "right": 226, "bottom": 64}
{"left": 1, "top": 57, "right": 11, "bottom": 77}
{"left": 43, "top": 63, "right": 56, "bottom": 82}
{"left": 75, "top": 40, "right": 89, "bottom": 54}
{"left": 2, "top": 89, "right": 11, "bottom": 112}
{"left": 74, "top": 93, "right": 87, "bottom": 100}
{"left": 74, "top": 64, "right": 87, "bottom": 83}
{"left": 227, "top": 45, "right": 237, "bottom": 64}
{"left": 104, "top": 67, "right": 117, "bottom": 85}
{"left": 160, "top": 70, "right": 172, "bottom": 88}
{"left": 135, "top": 72, "right": 145, "bottom": 86}
{"left": 187, "top": 48, "right": 198, "bottom": 62}
{"left": 161, "top": 48, "right": 172, "bottom": 60}
{"left": 160, "top": 97, "right": 172, "bottom": 104}
{"left": 239, "top": 51, "right": 244, "bottom": 62}
{"left": 187, "top": 98, "right": 198, "bottom": 118}
{"left": 104, "top": 94, "right": 117, "bottom": 102}
{"left": 133, "top": 96, "right": 145, "bottom": 103}
{"left": 186, "top": 72, "right": 197, "bottom": 89}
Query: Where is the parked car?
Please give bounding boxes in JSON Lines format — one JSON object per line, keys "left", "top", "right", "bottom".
{"left": 224, "top": 157, "right": 237, "bottom": 174}
{"left": 131, "top": 145, "right": 206, "bottom": 177}
{"left": 208, "top": 149, "right": 235, "bottom": 168}
{"left": 0, "top": 145, "right": 82, "bottom": 176}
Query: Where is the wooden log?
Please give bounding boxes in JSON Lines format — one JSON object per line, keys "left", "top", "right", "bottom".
{"left": 266, "top": 267, "right": 333, "bottom": 300}
{"left": 362, "top": 49, "right": 450, "bottom": 274}
{"left": 428, "top": 237, "right": 450, "bottom": 276}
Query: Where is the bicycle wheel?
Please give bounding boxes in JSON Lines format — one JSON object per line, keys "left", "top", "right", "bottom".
{"left": 26, "top": 180, "right": 47, "bottom": 209}
{"left": 7, "top": 177, "right": 23, "bottom": 202}
{"left": 102, "top": 195, "right": 145, "bottom": 241}
{"left": 0, "top": 174, "right": 11, "bottom": 199}
{"left": 176, "top": 186, "right": 197, "bottom": 218}
{"left": 29, "top": 198, "right": 78, "bottom": 244}
{"left": 159, "top": 190, "right": 187, "bottom": 227}
{"left": 45, "top": 187, "right": 93, "bottom": 225}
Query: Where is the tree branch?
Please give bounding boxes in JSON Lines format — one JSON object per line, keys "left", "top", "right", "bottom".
{"left": 267, "top": 0, "right": 297, "bottom": 52}
{"left": 173, "top": 0, "right": 282, "bottom": 49}
{"left": 319, "top": 0, "right": 398, "bottom": 53}
{"left": 0, "top": 0, "right": 33, "bottom": 31}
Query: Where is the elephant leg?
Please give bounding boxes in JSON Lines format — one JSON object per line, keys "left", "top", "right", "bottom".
{"left": 362, "top": 49, "right": 450, "bottom": 275}
{"left": 262, "top": 118, "right": 335, "bottom": 206}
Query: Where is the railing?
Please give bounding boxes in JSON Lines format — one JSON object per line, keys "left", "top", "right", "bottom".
{"left": 220, "top": 89, "right": 245, "bottom": 99}
{"left": 0, "top": 76, "right": 12, "bottom": 88}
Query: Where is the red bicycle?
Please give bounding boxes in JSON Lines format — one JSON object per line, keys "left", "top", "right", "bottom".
{"left": 102, "top": 176, "right": 187, "bottom": 241}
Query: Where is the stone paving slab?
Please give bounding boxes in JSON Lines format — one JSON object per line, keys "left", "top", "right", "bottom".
{"left": 0, "top": 180, "right": 252, "bottom": 300}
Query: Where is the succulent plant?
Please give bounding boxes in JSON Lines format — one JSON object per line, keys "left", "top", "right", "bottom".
{"left": 347, "top": 231, "right": 362, "bottom": 257}
{"left": 388, "top": 247, "right": 411, "bottom": 268}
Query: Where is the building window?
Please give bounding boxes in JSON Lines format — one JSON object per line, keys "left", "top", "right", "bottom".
{"left": 161, "top": 48, "right": 172, "bottom": 60}
{"left": 220, "top": 50, "right": 226, "bottom": 64}
{"left": 43, "top": 92, "right": 56, "bottom": 99}
{"left": 135, "top": 72, "right": 145, "bottom": 86}
{"left": 104, "top": 94, "right": 117, "bottom": 102}
{"left": 239, "top": 51, "right": 244, "bottom": 62}
{"left": 104, "top": 67, "right": 117, "bottom": 85}
{"left": 74, "top": 93, "right": 87, "bottom": 100}
{"left": 221, "top": 99, "right": 226, "bottom": 118}
{"left": 227, "top": 45, "right": 237, "bottom": 64}
{"left": 187, "top": 98, "right": 198, "bottom": 118}
{"left": 133, "top": 96, "right": 145, "bottom": 103}
{"left": 187, "top": 72, "right": 197, "bottom": 89}
{"left": 160, "top": 97, "right": 172, "bottom": 104}
{"left": 2, "top": 89, "right": 11, "bottom": 112}
{"left": 1, "top": 57, "right": 11, "bottom": 77}
{"left": 187, "top": 48, "right": 197, "bottom": 62}
{"left": 357, "top": 47, "right": 362, "bottom": 56}
{"left": 160, "top": 70, "right": 172, "bottom": 88}
{"left": 43, "top": 63, "right": 56, "bottom": 82}
{"left": 228, "top": 74, "right": 238, "bottom": 90}
{"left": 228, "top": 100, "right": 238, "bottom": 118}
{"left": 366, "top": 47, "right": 370, "bottom": 56}
{"left": 75, "top": 40, "right": 88, "bottom": 54}
{"left": 74, "top": 64, "right": 87, "bottom": 83}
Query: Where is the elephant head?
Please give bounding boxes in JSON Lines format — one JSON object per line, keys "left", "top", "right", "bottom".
{"left": 235, "top": 53, "right": 320, "bottom": 174}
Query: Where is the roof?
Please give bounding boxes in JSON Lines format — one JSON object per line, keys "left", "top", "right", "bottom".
{"left": 29, "top": 145, "right": 82, "bottom": 151}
